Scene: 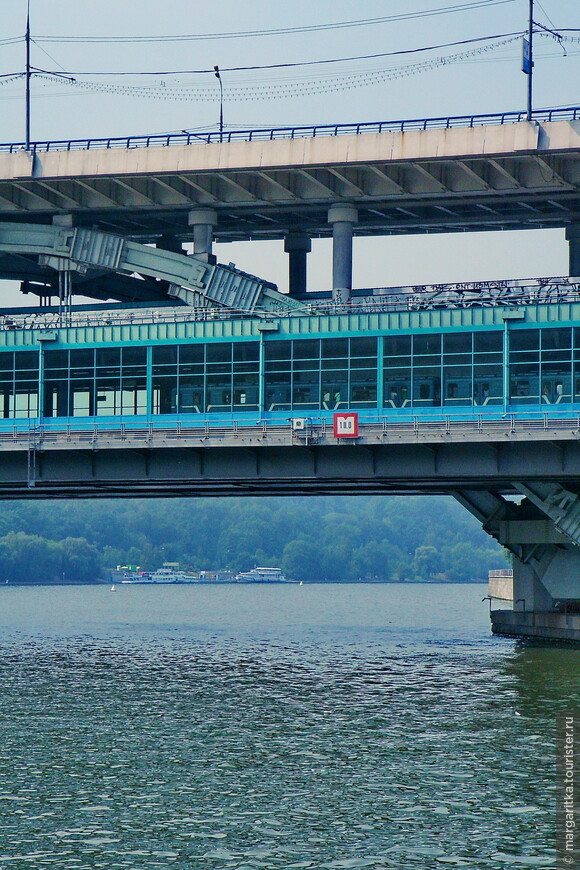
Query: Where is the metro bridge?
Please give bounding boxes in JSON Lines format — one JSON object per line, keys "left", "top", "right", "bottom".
{"left": 0, "top": 107, "right": 580, "bottom": 641}
{"left": 0, "top": 276, "right": 576, "bottom": 641}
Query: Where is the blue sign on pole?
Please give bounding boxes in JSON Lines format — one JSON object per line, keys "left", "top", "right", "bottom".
{"left": 521, "top": 37, "right": 532, "bottom": 75}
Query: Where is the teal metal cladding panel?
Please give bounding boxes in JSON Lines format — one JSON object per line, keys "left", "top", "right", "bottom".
{"left": 0, "top": 301, "right": 577, "bottom": 351}
{"left": 0, "top": 303, "right": 579, "bottom": 421}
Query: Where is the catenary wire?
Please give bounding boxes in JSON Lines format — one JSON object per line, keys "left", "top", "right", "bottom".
{"left": 27, "top": 31, "right": 526, "bottom": 77}
{"left": 34, "top": 37, "right": 522, "bottom": 103}
{"left": 31, "top": 1, "right": 518, "bottom": 44}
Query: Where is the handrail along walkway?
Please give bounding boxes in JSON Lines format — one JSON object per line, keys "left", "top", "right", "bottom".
{"left": 4, "top": 414, "right": 580, "bottom": 450}
{"left": 1, "top": 106, "right": 578, "bottom": 155}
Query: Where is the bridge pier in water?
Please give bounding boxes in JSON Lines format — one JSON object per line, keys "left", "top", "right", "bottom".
{"left": 457, "top": 485, "right": 580, "bottom": 642}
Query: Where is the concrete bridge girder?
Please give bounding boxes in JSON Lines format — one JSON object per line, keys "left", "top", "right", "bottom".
{"left": 514, "top": 481, "right": 580, "bottom": 546}
{"left": 454, "top": 482, "right": 580, "bottom": 610}
{"left": 0, "top": 121, "right": 576, "bottom": 236}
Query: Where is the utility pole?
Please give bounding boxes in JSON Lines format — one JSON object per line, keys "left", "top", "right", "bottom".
{"left": 25, "top": 0, "right": 31, "bottom": 150}
{"left": 522, "top": 0, "right": 564, "bottom": 122}
{"left": 214, "top": 65, "right": 223, "bottom": 142}
{"left": 527, "top": 0, "right": 534, "bottom": 121}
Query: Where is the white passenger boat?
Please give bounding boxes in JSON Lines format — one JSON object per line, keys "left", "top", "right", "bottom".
{"left": 121, "top": 568, "right": 201, "bottom": 584}
{"left": 235, "top": 566, "right": 290, "bottom": 583}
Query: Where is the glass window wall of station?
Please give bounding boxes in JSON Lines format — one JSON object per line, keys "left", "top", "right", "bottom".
{"left": 0, "top": 351, "right": 39, "bottom": 418}
{"left": 509, "top": 327, "right": 574, "bottom": 406}
{"left": 44, "top": 347, "right": 147, "bottom": 418}
{"left": 265, "top": 337, "right": 377, "bottom": 412}
{"left": 4, "top": 324, "right": 580, "bottom": 425}
{"left": 152, "top": 341, "right": 259, "bottom": 414}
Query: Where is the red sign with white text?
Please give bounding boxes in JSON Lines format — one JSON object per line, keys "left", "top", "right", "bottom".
{"left": 333, "top": 412, "right": 359, "bottom": 438}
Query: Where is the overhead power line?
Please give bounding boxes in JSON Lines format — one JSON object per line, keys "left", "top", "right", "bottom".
{"left": 29, "top": 31, "right": 526, "bottom": 77}
{"left": 31, "top": 1, "right": 517, "bottom": 44}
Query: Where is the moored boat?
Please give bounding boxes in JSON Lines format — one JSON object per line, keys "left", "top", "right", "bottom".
{"left": 235, "top": 566, "right": 290, "bottom": 583}
{"left": 123, "top": 567, "right": 202, "bottom": 584}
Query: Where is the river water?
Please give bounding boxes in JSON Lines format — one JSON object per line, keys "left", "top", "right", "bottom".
{"left": 0, "top": 583, "right": 576, "bottom": 869}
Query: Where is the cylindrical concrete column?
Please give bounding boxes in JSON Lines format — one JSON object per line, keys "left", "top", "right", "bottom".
{"left": 188, "top": 208, "right": 218, "bottom": 262}
{"left": 284, "top": 233, "right": 311, "bottom": 296}
{"left": 566, "top": 224, "right": 580, "bottom": 277}
{"left": 328, "top": 204, "right": 358, "bottom": 302}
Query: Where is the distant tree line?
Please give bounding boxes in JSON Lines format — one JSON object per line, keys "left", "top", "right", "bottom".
{"left": 0, "top": 496, "right": 508, "bottom": 584}
{"left": 0, "top": 531, "right": 101, "bottom": 584}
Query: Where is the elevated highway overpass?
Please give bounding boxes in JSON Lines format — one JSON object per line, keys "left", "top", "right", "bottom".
{"left": 0, "top": 107, "right": 579, "bottom": 305}
{"left": 0, "top": 107, "right": 578, "bottom": 242}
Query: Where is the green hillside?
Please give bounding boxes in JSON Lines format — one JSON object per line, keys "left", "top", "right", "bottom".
{"left": 0, "top": 496, "right": 507, "bottom": 584}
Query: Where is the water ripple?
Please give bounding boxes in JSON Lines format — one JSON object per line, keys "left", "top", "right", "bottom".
{"left": 0, "top": 585, "right": 576, "bottom": 868}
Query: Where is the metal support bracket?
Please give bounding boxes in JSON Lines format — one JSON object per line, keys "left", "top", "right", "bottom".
{"left": 514, "top": 482, "right": 580, "bottom": 547}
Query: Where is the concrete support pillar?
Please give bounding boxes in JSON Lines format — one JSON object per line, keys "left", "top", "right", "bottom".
{"left": 512, "top": 559, "right": 553, "bottom": 612}
{"left": 456, "top": 485, "right": 580, "bottom": 640}
{"left": 328, "top": 204, "right": 358, "bottom": 302}
{"left": 566, "top": 223, "right": 580, "bottom": 277}
{"left": 188, "top": 208, "right": 218, "bottom": 263}
{"left": 283, "top": 233, "right": 311, "bottom": 296}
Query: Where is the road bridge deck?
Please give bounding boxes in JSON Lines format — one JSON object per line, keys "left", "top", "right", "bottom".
{"left": 0, "top": 111, "right": 578, "bottom": 241}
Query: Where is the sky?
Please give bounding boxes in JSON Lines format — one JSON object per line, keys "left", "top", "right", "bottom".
{"left": 0, "top": 0, "right": 579, "bottom": 303}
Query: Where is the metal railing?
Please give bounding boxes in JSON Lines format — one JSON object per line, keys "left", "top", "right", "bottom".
{"left": 1, "top": 106, "right": 578, "bottom": 155}
{"left": 4, "top": 413, "right": 580, "bottom": 449}
{"left": 1, "top": 277, "right": 579, "bottom": 332}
